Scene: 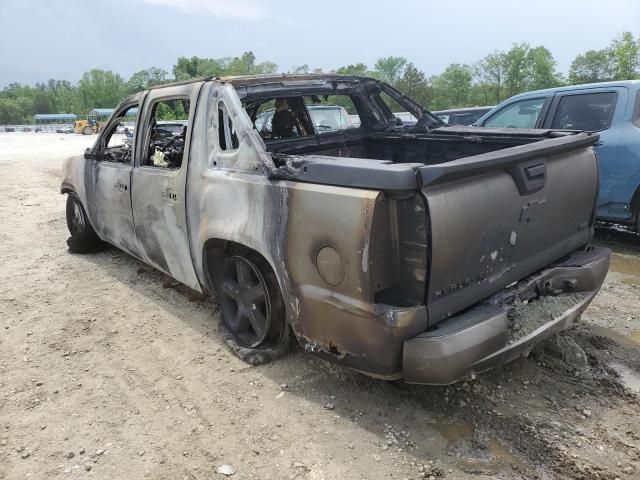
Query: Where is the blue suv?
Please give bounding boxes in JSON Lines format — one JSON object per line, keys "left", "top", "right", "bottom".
{"left": 475, "top": 81, "right": 640, "bottom": 231}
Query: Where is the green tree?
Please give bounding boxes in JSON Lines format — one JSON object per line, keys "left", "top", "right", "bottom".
{"left": 335, "top": 63, "right": 370, "bottom": 76}
{"left": 78, "top": 69, "right": 126, "bottom": 109}
{"left": 502, "top": 42, "right": 531, "bottom": 97}
{"left": 173, "top": 52, "right": 277, "bottom": 80}
{"left": 478, "top": 52, "right": 507, "bottom": 104}
{"left": 0, "top": 97, "right": 24, "bottom": 123}
{"left": 31, "top": 83, "right": 52, "bottom": 114}
{"left": 430, "top": 64, "right": 473, "bottom": 109}
{"left": 374, "top": 56, "right": 407, "bottom": 84}
{"left": 46, "top": 80, "right": 82, "bottom": 114}
{"left": 173, "top": 56, "right": 226, "bottom": 80}
{"left": 127, "top": 67, "right": 168, "bottom": 93}
{"left": 291, "top": 64, "right": 310, "bottom": 74}
{"left": 226, "top": 52, "right": 277, "bottom": 75}
{"left": 609, "top": 31, "right": 640, "bottom": 80}
{"left": 394, "top": 63, "right": 432, "bottom": 107}
{"left": 568, "top": 49, "right": 613, "bottom": 84}
{"left": 525, "top": 46, "right": 562, "bottom": 91}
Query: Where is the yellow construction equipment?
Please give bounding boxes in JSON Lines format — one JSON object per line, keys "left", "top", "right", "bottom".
{"left": 74, "top": 108, "right": 115, "bottom": 134}
{"left": 73, "top": 119, "right": 104, "bottom": 135}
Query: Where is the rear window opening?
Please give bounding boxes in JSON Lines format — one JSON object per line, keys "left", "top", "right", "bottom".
{"left": 243, "top": 91, "right": 565, "bottom": 169}
{"left": 218, "top": 101, "right": 239, "bottom": 151}
{"left": 244, "top": 94, "right": 359, "bottom": 141}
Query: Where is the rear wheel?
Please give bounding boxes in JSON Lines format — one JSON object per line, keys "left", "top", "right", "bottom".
{"left": 217, "top": 253, "right": 288, "bottom": 364}
{"left": 82, "top": 125, "right": 93, "bottom": 135}
{"left": 65, "top": 194, "right": 104, "bottom": 253}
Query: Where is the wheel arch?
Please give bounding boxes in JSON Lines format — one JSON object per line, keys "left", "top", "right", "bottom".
{"left": 62, "top": 188, "right": 103, "bottom": 241}
{"left": 201, "top": 238, "right": 279, "bottom": 294}
{"left": 202, "top": 237, "right": 297, "bottom": 340}
{"left": 60, "top": 182, "right": 75, "bottom": 195}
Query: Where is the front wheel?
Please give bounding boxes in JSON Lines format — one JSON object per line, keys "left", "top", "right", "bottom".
{"left": 217, "top": 253, "right": 289, "bottom": 364}
{"left": 65, "top": 194, "right": 104, "bottom": 253}
{"left": 82, "top": 125, "right": 93, "bottom": 135}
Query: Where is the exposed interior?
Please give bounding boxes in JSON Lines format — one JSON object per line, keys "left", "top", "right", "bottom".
{"left": 266, "top": 130, "right": 539, "bottom": 166}
{"left": 241, "top": 89, "right": 542, "bottom": 167}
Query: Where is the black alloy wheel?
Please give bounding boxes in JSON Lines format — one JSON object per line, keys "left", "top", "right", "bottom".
{"left": 219, "top": 255, "right": 272, "bottom": 348}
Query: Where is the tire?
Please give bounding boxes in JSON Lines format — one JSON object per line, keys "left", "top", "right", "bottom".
{"left": 217, "top": 253, "right": 289, "bottom": 365}
{"left": 65, "top": 194, "right": 104, "bottom": 253}
{"left": 82, "top": 126, "right": 93, "bottom": 135}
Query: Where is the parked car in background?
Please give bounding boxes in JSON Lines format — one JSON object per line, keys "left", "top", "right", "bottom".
{"left": 56, "top": 125, "right": 74, "bottom": 134}
{"left": 475, "top": 80, "right": 640, "bottom": 231}
{"left": 256, "top": 104, "right": 354, "bottom": 136}
{"left": 433, "top": 106, "right": 493, "bottom": 126}
{"left": 393, "top": 111, "right": 418, "bottom": 125}
{"left": 116, "top": 122, "right": 136, "bottom": 135}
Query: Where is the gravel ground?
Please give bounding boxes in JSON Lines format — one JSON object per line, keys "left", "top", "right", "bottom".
{"left": 0, "top": 132, "right": 639, "bottom": 480}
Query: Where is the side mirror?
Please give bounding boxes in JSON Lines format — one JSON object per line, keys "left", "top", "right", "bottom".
{"left": 84, "top": 148, "right": 97, "bottom": 160}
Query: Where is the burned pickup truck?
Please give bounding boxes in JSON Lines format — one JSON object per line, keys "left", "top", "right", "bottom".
{"left": 61, "top": 74, "right": 610, "bottom": 385}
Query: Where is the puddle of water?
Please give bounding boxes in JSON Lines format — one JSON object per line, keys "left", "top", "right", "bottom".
{"left": 433, "top": 422, "right": 474, "bottom": 442}
{"left": 610, "top": 253, "right": 640, "bottom": 278}
{"left": 610, "top": 362, "right": 640, "bottom": 393}
{"left": 589, "top": 325, "right": 640, "bottom": 347}
{"left": 434, "top": 423, "right": 525, "bottom": 466}
{"left": 488, "top": 440, "right": 528, "bottom": 469}
{"left": 433, "top": 422, "right": 530, "bottom": 473}
{"left": 629, "top": 331, "right": 640, "bottom": 344}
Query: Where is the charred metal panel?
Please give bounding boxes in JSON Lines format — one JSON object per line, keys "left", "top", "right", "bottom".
{"left": 61, "top": 154, "right": 88, "bottom": 203}
{"left": 130, "top": 83, "right": 204, "bottom": 290}
{"left": 87, "top": 160, "right": 144, "bottom": 258}
{"left": 422, "top": 146, "right": 598, "bottom": 324}
{"left": 403, "top": 246, "right": 610, "bottom": 385}
{"left": 283, "top": 183, "right": 428, "bottom": 374}
{"left": 186, "top": 82, "right": 291, "bottom": 304}
{"left": 268, "top": 155, "right": 422, "bottom": 190}
{"left": 77, "top": 92, "right": 148, "bottom": 261}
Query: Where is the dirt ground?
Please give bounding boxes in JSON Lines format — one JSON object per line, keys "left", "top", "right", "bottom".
{"left": 1, "top": 132, "right": 639, "bottom": 480}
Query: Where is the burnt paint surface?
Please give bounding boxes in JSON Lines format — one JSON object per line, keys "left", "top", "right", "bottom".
{"left": 61, "top": 75, "right": 604, "bottom": 380}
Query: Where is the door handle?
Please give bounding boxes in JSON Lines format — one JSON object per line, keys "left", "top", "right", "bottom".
{"left": 510, "top": 162, "right": 546, "bottom": 195}
{"left": 114, "top": 180, "right": 128, "bottom": 193}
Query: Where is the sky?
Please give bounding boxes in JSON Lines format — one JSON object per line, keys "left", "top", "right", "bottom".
{"left": 0, "top": 0, "right": 638, "bottom": 88}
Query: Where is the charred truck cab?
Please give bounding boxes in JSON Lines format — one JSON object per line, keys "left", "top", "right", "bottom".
{"left": 61, "top": 75, "right": 610, "bottom": 385}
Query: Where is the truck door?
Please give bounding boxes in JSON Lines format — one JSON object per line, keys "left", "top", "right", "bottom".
{"left": 542, "top": 87, "right": 628, "bottom": 221}
{"left": 85, "top": 98, "right": 146, "bottom": 261}
{"left": 130, "top": 83, "right": 203, "bottom": 290}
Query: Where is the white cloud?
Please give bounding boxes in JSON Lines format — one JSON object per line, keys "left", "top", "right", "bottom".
{"left": 141, "top": 0, "right": 265, "bottom": 19}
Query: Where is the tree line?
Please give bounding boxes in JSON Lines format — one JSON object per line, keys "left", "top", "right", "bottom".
{"left": 1, "top": 32, "right": 639, "bottom": 124}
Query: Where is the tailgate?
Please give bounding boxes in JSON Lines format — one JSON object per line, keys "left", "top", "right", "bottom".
{"left": 419, "top": 132, "right": 599, "bottom": 325}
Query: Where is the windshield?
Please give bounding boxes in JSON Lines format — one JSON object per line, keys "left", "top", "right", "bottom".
{"left": 309, "top": 107, "right": 352, "bottom": 132}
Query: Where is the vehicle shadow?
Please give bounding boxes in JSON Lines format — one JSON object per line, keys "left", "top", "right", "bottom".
{"left": 76, "top": 243, "right": 638, "bottom": 479}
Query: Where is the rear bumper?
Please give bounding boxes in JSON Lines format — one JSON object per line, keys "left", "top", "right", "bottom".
{"left": 403, "top": 246, "right": 610, "bottom": 385}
